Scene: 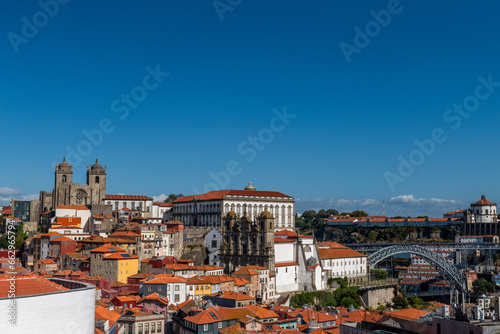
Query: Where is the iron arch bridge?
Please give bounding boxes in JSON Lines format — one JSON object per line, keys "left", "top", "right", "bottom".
{"left": 369, "top": 244, "right": 467, "bottom": 293}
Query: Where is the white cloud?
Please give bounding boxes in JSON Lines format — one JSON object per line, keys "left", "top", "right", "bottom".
{"left": 296, "top": 194, "right": 467, "bottom": 218}
{"left": 0, "top": 187, "right": 23, "bottom": 197}
{"left": 0, "top": 193, "right": 39, "bottom": 206}
{"left": 153, "top": 194, "right": 168, "bottom": 203}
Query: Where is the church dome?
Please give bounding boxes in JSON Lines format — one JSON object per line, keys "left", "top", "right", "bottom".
{"left": 475, "top": 195, "right": 492, "bottom": 206}
{"left": 244, "top": 182, "right": 256, "bottom": 191}
{"left": 59, "top": 157, "right": 70, "bottom": 167}
{"left": 259, "top": 210, "right": 273, "bottom": 219}
{"left": 90, "top": 159, "right": 104, "bottom": 171}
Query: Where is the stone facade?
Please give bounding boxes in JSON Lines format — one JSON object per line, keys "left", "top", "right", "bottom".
{"left": 219, "top": 211, "right": 275, "bottom": 275}
{"left": 40, "top": 158, "right": 107, "bottom": 212}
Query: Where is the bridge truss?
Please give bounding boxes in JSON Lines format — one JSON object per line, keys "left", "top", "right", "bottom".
{"left": 368, "top": 244, "right": 468, "bottom": 293}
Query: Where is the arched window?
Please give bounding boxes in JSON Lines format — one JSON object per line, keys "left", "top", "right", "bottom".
{"left": 95, "top": 176, "right": 99, "bottom": 183}
{"left": 62, "top": 175, "right": 67, "bottom": 183}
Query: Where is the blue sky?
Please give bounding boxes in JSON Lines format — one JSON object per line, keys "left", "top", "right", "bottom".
{"left": 1, "top": 1, "right": 499, "bottom": 217}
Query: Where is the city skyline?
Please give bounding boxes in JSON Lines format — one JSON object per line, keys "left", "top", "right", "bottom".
{"left": 2, "top": 1, "right": 500, "bottom": 218}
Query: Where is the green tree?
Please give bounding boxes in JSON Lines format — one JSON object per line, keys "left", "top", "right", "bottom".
{"left": 392, "top": 294, "right": 409, "bottom": 309}
{"left": 302, "top": 210, "right": 317, "bottom": 220}
{"left": 163, "top": 194, "right": 183, "bottom": 203}
{"left": 350, "top": 210, "right": 369, "bottom": 217}
{"left": 340, "top": 297, "right": 356, "bottom": 308}
{"left": 326, "top": 209, "right": 339, "bottom": 216}
{"left": 367, "top": 230, "right": 378, "bottom": 242}
{"left": 317, "top": 209, "right": 329, "bottom": 218}
{"left": 473, "top": 278, "right": 495, "bottom": 295}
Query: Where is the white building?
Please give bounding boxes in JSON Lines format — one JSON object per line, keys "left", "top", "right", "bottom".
{"left": 0, "top": 276, "right": 95, "bottom": 334}
{"left": 140, "top": 276, "right": 188, "bottom": 305}
{"left": 172, "top": 183, "right": 295, "bottom": 231}
{"left": 274, "top": 230, "right": 326, "bottom": 293}
{"left": 471, "top": 195, "right": 498, "bottom": 223}
{"left": 317, "top": 241, "right": 368, "bottom": 286}
{"left": 54, "top": 205, "right": 92, "bottom": 232}
{"left": 152, "top": 202, "right": 172, "bottom": 222}
{"left": 103, "top": 195, "right": 154, "bottom": 217}
{"left": 204, "top": 228, "right": 223, "bottom": 266}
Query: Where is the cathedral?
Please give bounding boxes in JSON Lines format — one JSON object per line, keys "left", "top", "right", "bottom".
{"left": 39, "top": 158, "right": 107, "bottom": 212}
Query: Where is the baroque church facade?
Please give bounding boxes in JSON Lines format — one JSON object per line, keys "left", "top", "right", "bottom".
{"left": 219, "top": 210, "right": 276, "bottom": 275}
{"left": 40, "top": 158, "right": 107, "bottom": 212}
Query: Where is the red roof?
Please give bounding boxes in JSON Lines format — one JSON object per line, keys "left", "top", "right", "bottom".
{"left": 0, "top": 276, "right": 68, "bottom": 297}
{"left": 318, "top": 248, "right": 366, "bottom": 260}
{"left": 56, "top": 205, "right": 90, "bottom": 210}
{"left": 154, "top": 202, "right": 173, "bottom": 207}
{"left": 105, "top": 195, "right": 153, "bottom": 200}
{"left": 90, "top": 244, "right": 126, "bottom": 253}
{"left": 275, "top": 262, "right": 299, "bottom": 267}
{"left": 174, "top": 189, "right": 292, "bottom": 203}
{"left": 475, "top": 195, "right": 494, "bottom": 205}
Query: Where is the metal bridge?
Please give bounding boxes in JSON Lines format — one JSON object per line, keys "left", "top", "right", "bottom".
{"left": 368, "top": 244, "right": 468, "bottom": 292}
{"left": 348, "top": 242, "right": 500, "bottom": 252}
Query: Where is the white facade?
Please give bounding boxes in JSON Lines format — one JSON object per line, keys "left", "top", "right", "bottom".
{"left": 152, "top": 203, "right": 172, "bottom": 222}
{"left": 0, "top": 279, "right": 95, "bottom": 334}
{"left": 204, "top": 228, "right": 223, "bottom": 266}
{"left": 318, "top": 243, "right": 368, "bottom": 282}
{"left": 103, "top": 195, "right": 154, "bottom": 216}
{"left": 172, "top": 184, "right": 295, "bottom": 231}
{"left": 141, "top": 279, "right": 187, "bottom": 305}
{"left": 274, "top": 233, "right": 327, "bottom": 293}
{"left": 471, "top": 195, "right": 498, "bottom": 223}
{"left": 54, "top": 206, "right": 92, "bottom": 231}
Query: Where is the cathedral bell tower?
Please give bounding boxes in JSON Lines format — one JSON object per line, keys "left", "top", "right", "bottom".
{"left": 54, "top": 158, "right": 73, "bottom": 207}
{"left": 87, "top": 159, "right": 107, "bottom": 205}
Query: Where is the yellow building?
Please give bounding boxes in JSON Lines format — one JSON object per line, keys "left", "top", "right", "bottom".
{"left": 186, "top": 277, "right": 211, "bottom": 301}
{"left": 90, "top": 243, "right": 139, "bottom": 283}
{"left": 104, "top": 252, "right": 139, "bottom": 283}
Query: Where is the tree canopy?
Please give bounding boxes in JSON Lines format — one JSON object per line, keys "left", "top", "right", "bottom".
{"left": 163, "top": 193, "right": 184, "bottom": 203}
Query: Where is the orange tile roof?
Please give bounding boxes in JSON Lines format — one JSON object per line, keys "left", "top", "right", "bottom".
{"left": 196, "top": 265, "right": 224, "bottom": 271}
{"left": 51, "top": 236, "right": 74, "bottom": 242}
{"left": 215, "top": 291, "right": 254, "bottom": 301}
{"left": 232, "top": 268, "right": 258, "bottom": 276}
{"left": 232, "top": 277, "right": 251, "bottom": 286}
{"left": 245, "top": 305, "right": 278, "bottom": 319}
{"left": 56, "top": 205, "right": 90, "bottom": 210}
{"left": 184, "top": 306, "right": 257, "bottom": 325}
{"left": 142, "top": 276, "right": 187, "bottom": 284}
{"left": 390, "top": 308, "right": 430, "bottom": 321}
{"left": 105, "top": 195, "right": 153, "bottom": 200}
{"left": 274, "top": 237, "right": 295, "bottom": 243}
{"left": 174, "top": 189, "right": 292, "bottom": 203}
{"left": 90, "top": 244, "right": 126, "bottom": 253}
{"left": 104, "top": 252, "right": 138, "bottom": 260}
{"left": 275, "top": 262, "right": 299, "bottom": 267}
{"left": 95, "top": 305, "right": 121, "bottom": 326}
{"left": 139, "top": 292, "right": 168, "bottom": 305}
{"left": 39, "top": 259, "right": 56, "bottom": 265}
{"left": 318, "top": 248, "right": 366, "bottom": 260}
{"left": 0, "top": 276, "right": 68, "bottom": 297}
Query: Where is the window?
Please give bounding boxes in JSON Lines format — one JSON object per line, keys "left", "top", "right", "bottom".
{"left": 62, "top": 175, "right": 67, "bottom": 183}
{"left": 158, "top": 286, "right": 162, "bottom": 291}
{"left": 167, "top": 285, "right": 171, "bottom": 291}
{"left": 151, "top": 322, "right": 155, "bottom": 333}
{"left": 157, "top": 322, "right": 162, "bottom": 332}
{"left": 148, "top": 287, "right": 152, "bottom": 291}
{"left": 175, "top": 285, "right": 179, "bottom": 291}
{"left": 145, "top": 323, "right": 149, "bottom": 334}
{"left": 95, "top": 176, "right": 100, "bottom": 183}
{"left": 218, "top": 322, "right": 222, "bottom": 328}
{"left": 138, "top": 324, "right": 143, "bottom": 334}
{"left": 175, "top": 294, "right": 180, "bottom": 302}
{"left": 212, "top": 240, "right": 217, "bottom": 248}
{"left": 123, "top": 202, "right": 127, "bottom": 209}
{"left": 204, "top": 324, "right": 208, "bottom": 331}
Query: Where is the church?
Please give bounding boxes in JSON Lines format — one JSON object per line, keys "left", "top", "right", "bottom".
{"left": 39, "top": 158, "right": 107, "bottom": 213}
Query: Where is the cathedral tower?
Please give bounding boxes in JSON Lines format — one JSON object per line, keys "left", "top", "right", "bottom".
{"left": 53, "top": 158, "right": 73, "bottom": 207}
{"left": 87, "top": 159, "right": 107, "bottom": 205}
